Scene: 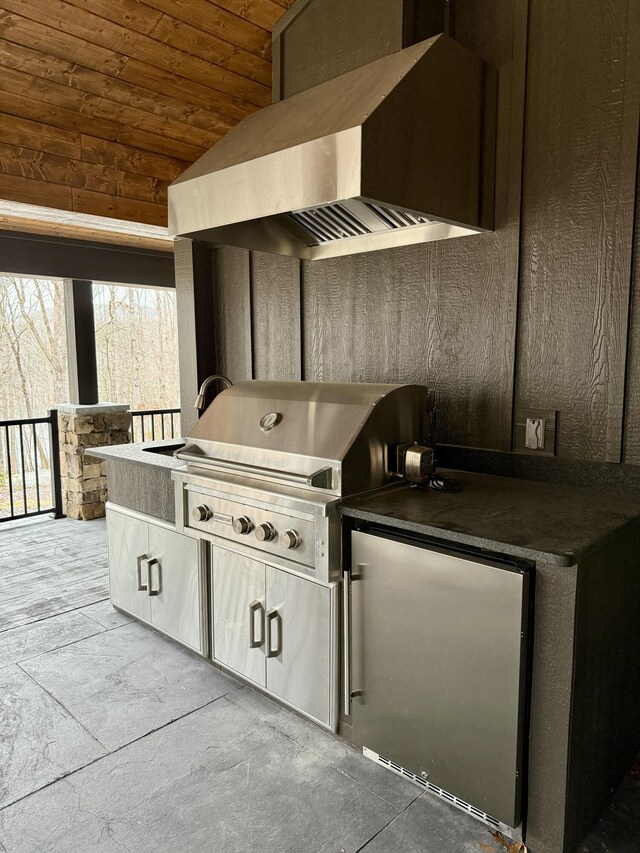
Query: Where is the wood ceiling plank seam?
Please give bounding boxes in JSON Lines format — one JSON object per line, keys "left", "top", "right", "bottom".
{"left": 0, "top": 91, "right": 208, "bottom": 162}
{"left": 118, "top": 59, "right": 259, "bottom": 122}
{"left": 71, "top": 187, "right": 167, "bottom": 227}
{"left": 0, "top": 173, "right": 74, "bottom": 210}
{"left": 0, "top": 40, "right": 237, "bottom": 135}
{"left": 59, "top": 0, "right": 164, "bottom": 36}
{"left": 146, "top": 13, "right": 272, "bottom": 85}
{"left": 138, "top": 0, "right": 273, "bottom": 57}
{"left": 0, "top": 142, "right": 170, "bottom": 206}
{"left": 0, "top": 68, "right": 221, "bottom": 154}
{"left": 64, "top": 0, "right": 272, "bottom": 61}
{"left": 0, "top": 16, "right": 258, "bottom": 123}
{"left": 1, "top": 0, "right": 271, "bottom": 107}
{"left": 80, "top": 135, "right": 190, "bottom": 182}
{"left": 0, "top": 11, "right": 129, "bottom": 76}
{"left": 0, "top": 114, "right": 82, "bottom": 160}
{"left": 205, "top": 0, "right": 293, "bottom": 32}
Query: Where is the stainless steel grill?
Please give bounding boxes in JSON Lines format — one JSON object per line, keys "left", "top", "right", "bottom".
{"left": 173, "top": 380, "right": 430, "bottom": 582}
{"left": 171, "top": 380, "right": 431, "bottom": 731}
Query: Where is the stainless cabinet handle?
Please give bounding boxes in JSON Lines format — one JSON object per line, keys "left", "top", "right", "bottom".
{"left": 147, "top": 557, "right": 161, "bottom": 596}
{"left": 266, "top": 608, "right": 282, "bottom": 658}
{"left": 249, "top": 600, "right": 265, "bottom": 648}
{"left": 136, "top": 554, "right": 149, "bottom": 591}
{"left": 343, "top": 569, "right": 351, "bottom": 715}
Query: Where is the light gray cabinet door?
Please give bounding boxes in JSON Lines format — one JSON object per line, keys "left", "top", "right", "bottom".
{"left": 149, "top": 526, "right": 202, "bottom": 653}
{"left": 265, "top": 566, "right": 331, "bottom": 726}
{"left": 107, "top": 507, "right": 151, "bottom": 622}
{"left": 211, "top": 545, "right": 266, "bottom": 687}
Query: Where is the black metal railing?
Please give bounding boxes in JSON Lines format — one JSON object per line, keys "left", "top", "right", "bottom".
{"left": 0, "top": 409, "right": 64, "bottom": 523}
{"left": 130, "top": 408, "right": 180, "bottom": 443}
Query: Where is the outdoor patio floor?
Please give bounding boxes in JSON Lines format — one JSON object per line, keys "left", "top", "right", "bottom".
{"left": 0, "top": 516, "right": 638, "bottom": 852}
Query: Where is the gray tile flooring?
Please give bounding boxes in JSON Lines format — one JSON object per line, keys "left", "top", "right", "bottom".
{"left": 0, "top": 515, "right": 638, "bottom": 852}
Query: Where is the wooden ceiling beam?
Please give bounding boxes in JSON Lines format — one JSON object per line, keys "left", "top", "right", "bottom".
{"left": 0, "top": 214, "right": 173, "bottom": 252}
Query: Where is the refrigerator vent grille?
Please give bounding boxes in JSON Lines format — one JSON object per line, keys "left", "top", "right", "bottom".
{"left": 362, "top": 747, "right": 522, "bottom": 842}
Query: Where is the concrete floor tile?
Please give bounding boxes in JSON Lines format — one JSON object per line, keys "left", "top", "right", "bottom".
{"left": 0, "top": 611, "right": 104, "bottom": 669}
{"left": 78, "top": 599, "right": 133, "bottom": 630}
{"left": 0, "top": 665, "right": 105, "bottom": 809}
{"left": 359, "top": 792, "right": 504, "bottom": 853}
{"left": 0, "top": 696, "right": 399, "bottom": 853}
{"left": 20, "top": 622, "right": 240, "bottom": 750}
{"left": 228, "top": 686, "right": 420, "bottom": 810}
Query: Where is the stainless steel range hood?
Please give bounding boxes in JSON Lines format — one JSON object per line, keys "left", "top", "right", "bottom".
{"left": 168, "top": 34, "right": 496, "bottom": 260}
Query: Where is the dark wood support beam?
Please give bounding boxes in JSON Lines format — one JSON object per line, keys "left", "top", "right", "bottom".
{"left": 0, "top": 230, "right": 174, "bottom": 288}
{"left": 64, "top": 279, "right": 99, "bottom": 405}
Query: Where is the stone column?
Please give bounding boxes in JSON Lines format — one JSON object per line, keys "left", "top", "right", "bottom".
{"left": 58, "top": 403, "right": 131, "bottom": 520}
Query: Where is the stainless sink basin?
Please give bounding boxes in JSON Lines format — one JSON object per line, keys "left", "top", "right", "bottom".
{"left": 142, "top": 443, "right": 185, "bottom": 457}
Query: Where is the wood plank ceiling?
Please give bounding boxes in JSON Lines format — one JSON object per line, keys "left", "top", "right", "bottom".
{"left": 0, "top": 0, "right": 294, "bottom": 236}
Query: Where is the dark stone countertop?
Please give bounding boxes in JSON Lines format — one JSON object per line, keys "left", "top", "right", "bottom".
{"left": 339, "top": 469, "right": 640, "bottom": 566}
{"left": 92, "top": 439, "right": 185, "bottom": 472}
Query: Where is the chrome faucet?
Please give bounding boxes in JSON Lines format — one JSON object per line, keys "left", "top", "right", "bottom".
{"left": 194, "top": 374, "right": 233, "bottom": 413}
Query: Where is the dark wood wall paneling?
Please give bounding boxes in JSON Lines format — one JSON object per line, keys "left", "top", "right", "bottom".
{"left": 623, "top": 146, "right": 640, "bottom": 463}
{"left": 299, "top": 0, "right": 528, "bottom": 451}
{"left": 212, "top": 247, "right": 253, "bottom": 383}
{"left": 273, "top": 0, "right": 406, "bottom": 100}
{"left": 515, "top": 0, "right": 640, "bottom": 463}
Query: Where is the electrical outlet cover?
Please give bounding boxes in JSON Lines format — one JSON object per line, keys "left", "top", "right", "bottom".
{"left": 514, "top": 409, "right": 557, "bottom": 456}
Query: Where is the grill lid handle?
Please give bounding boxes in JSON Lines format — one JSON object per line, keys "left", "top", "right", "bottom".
{"left": 174, "top": 445, "right": 334, "bottom": 490}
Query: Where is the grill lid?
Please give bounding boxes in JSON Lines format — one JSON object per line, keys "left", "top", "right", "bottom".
{"left": 179, "top": 380, "right": 431, "bottom": 496}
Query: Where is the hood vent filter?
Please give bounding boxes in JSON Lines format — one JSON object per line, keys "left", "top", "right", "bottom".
{"left": 289, "top": 201, "right": 431, "bottom": 246}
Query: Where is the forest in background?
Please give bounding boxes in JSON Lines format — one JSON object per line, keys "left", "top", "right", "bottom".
{"left": 0, "top": 277, "right": 179, "bottom": 514}
{"left": 0, "top": 277, "right": 179, "bottom": 420}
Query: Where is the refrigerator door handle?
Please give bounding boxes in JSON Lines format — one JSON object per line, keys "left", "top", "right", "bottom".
{"left": 343, "top": 564, "right": 365, "bottom": 716}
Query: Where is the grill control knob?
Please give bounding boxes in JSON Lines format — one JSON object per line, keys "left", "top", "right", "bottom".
{"left": 281, "top": 529, "right": 302, "bottom": 550}
{"left": 255, "top": 522, "right": 276, "bottom": 542}
{"left": 192, "top": 504, "right": 212, "bottom": 522}
{"left": 232, "top": 516, "right": 253, "bottom": 535}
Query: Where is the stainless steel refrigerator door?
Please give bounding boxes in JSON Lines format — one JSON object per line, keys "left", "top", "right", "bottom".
{"left": 350, "top": 530, "right": 529, "bottom": 827}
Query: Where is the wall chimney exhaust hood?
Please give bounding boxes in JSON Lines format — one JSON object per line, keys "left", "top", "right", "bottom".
{"left": 168, "top": 35, "right": 496, "bottom": 261}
